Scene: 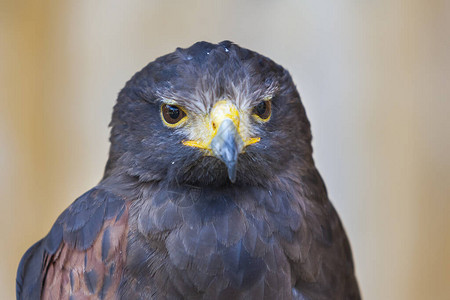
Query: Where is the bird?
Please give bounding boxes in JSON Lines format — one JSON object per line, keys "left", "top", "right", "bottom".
{"left": 16, "top": 41, "right": 361, "bottom": 300}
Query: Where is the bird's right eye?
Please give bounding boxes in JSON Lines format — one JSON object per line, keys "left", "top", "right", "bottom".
{"left": 161, "top": 104, "right": 187, "bottom": 127}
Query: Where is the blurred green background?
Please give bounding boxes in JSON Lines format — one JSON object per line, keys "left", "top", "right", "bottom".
{"left": 1, "top": 0, "right": 449, "bottom": 299}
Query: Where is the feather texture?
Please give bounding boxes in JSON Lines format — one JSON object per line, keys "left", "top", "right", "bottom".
{"left": 16, "top": 188, "right": 128, "bottom": 299}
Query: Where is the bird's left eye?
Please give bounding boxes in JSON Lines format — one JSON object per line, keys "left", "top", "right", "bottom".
{"left": 161, "top": 104, "right": 187, "bottom": 126}
{"left": 253, "top": 100, "right": 272, "bottom": 121}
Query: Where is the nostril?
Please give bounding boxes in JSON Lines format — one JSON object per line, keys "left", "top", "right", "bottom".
{"left": 212, "top": 122, "right": 217, "bottom": 130}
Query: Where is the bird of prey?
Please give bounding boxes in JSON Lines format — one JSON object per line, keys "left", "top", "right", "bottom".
{"left": 16, "top": 41, "right": 360, "bottom": 299}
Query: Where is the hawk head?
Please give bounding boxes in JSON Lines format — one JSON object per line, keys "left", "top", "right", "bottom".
{"left": 105, "top": 41, "right": 312, "bottom": 187}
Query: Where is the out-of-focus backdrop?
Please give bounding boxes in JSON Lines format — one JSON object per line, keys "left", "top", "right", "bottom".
{"left": 1, "top": 0, "right": 449, "bottom": 299}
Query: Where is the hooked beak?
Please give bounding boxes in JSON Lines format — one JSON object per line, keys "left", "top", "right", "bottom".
{"left": 182, "top": 100, "right": 260, "bottom": 183}
{"left": 210, "top": 118, "right": 244, "bottom": 182}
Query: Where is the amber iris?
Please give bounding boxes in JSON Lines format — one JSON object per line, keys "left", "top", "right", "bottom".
{"left": 162, "top": 104, "right": 186, "bottom": 125}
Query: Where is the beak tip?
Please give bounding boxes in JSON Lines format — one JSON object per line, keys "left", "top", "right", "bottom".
{"left": 228, "top": 172, "right": 236, "bottom": 183}
{"left": 210, "top": 118, "right": 241, "bottom": 184}
{"left": 227, "top": 164, "right": 237, "bottom": 183}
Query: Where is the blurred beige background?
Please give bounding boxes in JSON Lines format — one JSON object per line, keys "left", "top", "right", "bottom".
{"left": 1, "top": 0, "right": 449, "bottom": 299}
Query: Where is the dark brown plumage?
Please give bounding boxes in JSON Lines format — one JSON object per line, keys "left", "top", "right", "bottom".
{"left": 17, "top": 41, "right": 360, "bottom": 299}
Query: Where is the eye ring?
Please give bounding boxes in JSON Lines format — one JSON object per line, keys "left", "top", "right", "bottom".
{"left": 253, "top": 100, "right": 272, "bottom": 122}
{"left": 161, "top": 104, "right": 187, "bottom": 127}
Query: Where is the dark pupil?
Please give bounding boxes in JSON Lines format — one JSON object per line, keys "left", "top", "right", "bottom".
{"left": 256, "top": 101, "right": 267, "bottom": 116}
{"left": 167, "top": 105, "right": 180, "bottom": 120}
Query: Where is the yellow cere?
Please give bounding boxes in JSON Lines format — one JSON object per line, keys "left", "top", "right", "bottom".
{"left": 210, "top": 100, "right": 240, "bottom": 132}
{"left": 181, "top": 100, "right": 261, "bottom": 152}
